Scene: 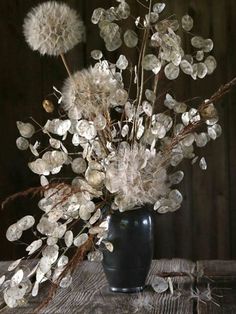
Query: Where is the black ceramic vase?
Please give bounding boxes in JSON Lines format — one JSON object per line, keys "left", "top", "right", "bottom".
{"left": 102, "top": 207, "right": 154, "bottom": 293}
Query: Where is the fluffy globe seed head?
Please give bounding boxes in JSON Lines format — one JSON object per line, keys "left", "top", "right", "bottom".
{"left": 62, "top": 66, "right": 121, "bottom": 119}
{"left": 105, "top": 144, "right": 169, "bottom": 211}
{"left": 23, "top": 1, "right": 85, "bottom": 56}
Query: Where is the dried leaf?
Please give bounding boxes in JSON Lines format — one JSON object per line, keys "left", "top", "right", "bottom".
{"left": 3, "top": 292, "right": 18, "bottom": 308}
{"left": 26, "top": 239, "right": 43, "bottom": 255}
{"left": 74, "top": 233, "right": 88, "bottom": 247}
{"left": 17, "top": 215, "right": 35, "bottom": 231}
{"left": 59, "top": 275, "right": 72, "bottom": 288}
{"left": 16, "top": 137, "right": 29, "bottom": 150}
{"left": 89, "top": 208, "right": 101, "bottom": 225}
{"left": 39, "top": 256, "right": 52, "bottom": 274}
{"left": 64, "top": 230, "right": 73, "bottom": 248}
{"left": 164, "top": 63, "right": 180, "bottom": 80}
{"left": 42, "top": 245, "right": 59, "bottom": 263}
{"left": 124, "top": 29, "right": 138, "bottom": 48}
{"left": 8, "top": 259, "right": 22, "bottom": 272}
{"left": 116, "top": 54, "right": 128, "bottom": 70}
{"left": 10, "top": 269, "right": 24, "bottom": 287}
{"left": 32, "top": 282, "right": 39, "bottom": 297}
{"left": 57, "top": 255, "right": 69, "bottom": 268}
{"left": 152, "top": 276, "right": 169, "bottom": 293}
{"left": 6, "top": 224, "right": 22, "bottom": 242}
{"left": 16, "top": 121, "right": 35, "bottom": 138}
{"left": 199, "top": 157, "right": 207, "bottom": 170}
{"left": 181, "top": 14, "right": 193, "bottom": 32}
{"left": 40, "top": 175, "right": 49, "bottom": 187}
{"left": 103, "top": 241, "right": 114, "bottom": 252}
{"left": 0, "top": 275, "right": 6, "bottom": 286}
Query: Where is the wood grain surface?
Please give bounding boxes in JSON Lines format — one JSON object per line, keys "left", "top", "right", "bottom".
{"left": 1, "top": 259, "right": 236, "bottom": 313}
{"left": 196, "top": 260, "right": 236, "bottom": 314}
{"left": 0, "top": 259, "right": 195, "bottom": 314}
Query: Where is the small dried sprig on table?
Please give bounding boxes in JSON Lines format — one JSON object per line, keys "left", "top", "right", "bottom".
{"left": 1, "top": 0, "right": 235, "bottom": 310}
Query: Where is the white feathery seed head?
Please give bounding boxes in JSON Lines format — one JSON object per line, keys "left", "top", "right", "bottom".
{"left": 105, "top": 143, "right": 169, "bottom": 211}
{"left": 62, "top": 65, "right": 121, "bottom": 119}
{"left": 23, "top": 1, "right": 85, "bottom": 56}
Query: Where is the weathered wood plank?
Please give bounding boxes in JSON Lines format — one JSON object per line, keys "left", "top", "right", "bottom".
{"left": 197, "top": 260, "right": 236, "bottom": 283}
{"left": 197, "top": 288, "right": 236, "bottom": 314}
{"left": 0, "top": 259, "right": 195, "bottom": 314}
{"left": 197, "top": 260, "right": 236, "bottom": 314}
{"left": 2, "top": 259, "right": 236, "bottom": 313}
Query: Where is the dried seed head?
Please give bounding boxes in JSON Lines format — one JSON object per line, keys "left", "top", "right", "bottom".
{"left": 23, "top": 1, "right": 85, "bottom": 56}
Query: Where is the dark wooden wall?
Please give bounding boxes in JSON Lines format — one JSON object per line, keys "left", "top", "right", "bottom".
{"left": 0, "top": 0, "right": 235, "bottom": 261}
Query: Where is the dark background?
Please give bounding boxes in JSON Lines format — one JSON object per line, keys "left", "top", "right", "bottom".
{"left": 0, "top": 0, "right": 235, "bottom": 261}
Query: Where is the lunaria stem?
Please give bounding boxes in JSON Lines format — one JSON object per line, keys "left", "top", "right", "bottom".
{"left": 60, "top": 53, "right": 72, "bottom": 78}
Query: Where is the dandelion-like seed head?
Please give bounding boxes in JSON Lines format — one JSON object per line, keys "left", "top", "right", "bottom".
{"left": 62, "top": 66, "right": 121, "bottom": 119}
{"left": 23, "top": 1, "right": 85, "bottom": 56}
{"left": 105, "top": 143, "right": 169, "bottom": 211}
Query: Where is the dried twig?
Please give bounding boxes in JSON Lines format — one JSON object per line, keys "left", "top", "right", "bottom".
{"left": 164, "top": 76, "right": 236, "bottom": 154}
{"left": 1, "top": 183, "right": 72, "bottom": 209}
{"left": 199, "top": 77, "right": 236, "bottom": 111}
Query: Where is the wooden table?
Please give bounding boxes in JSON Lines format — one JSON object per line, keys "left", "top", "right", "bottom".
{"left": 0, "top": 259, "right": 236, "bottom": 313}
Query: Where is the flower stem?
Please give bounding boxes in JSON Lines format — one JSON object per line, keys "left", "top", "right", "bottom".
{"left": 60, "top": 53, "right": 72, "bottom": 78}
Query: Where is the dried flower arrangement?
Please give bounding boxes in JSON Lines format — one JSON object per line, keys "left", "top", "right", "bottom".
{"left": 1, "top": 0, "right": 236, "bottom": 310}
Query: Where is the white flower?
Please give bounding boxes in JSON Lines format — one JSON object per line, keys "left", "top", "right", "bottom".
{"left": 62, "top": 66, "right": 121, "bottom": 118}
{"left": 105, "top": 143, "right": 169, "bottom": 211}
{"left": 23, "top": 1, "right": 85, "bottom": 56}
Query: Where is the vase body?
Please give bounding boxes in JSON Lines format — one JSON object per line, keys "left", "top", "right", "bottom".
{"left": 102, "top": 207, "right": 154, "bottom": 293}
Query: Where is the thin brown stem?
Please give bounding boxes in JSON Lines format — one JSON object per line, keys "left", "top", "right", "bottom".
{"left": 97, "top": 131, "right": 109, "bottom": 155}
{"left": 198, "top": 77, "right": 236, "bottom": 111}
{"left": 134, "top": 0, "right": 153, "bottom": 142}
{"left": 153, "top": 74, "right": 159, "bottom": 96}
{"left": 137, "top": 29, "right": 148, "bottom": 109}
{"left": 60, "top": 53, "right": 73, "bottom": 78}
{"left": 135, "top": 0, "right": 149, "bottom": 9}
{"left": 30, "top": 116, "right": 53, "bottom": 139}
{"left": 133, "top": 27, "right": 150, "bottom": 142}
